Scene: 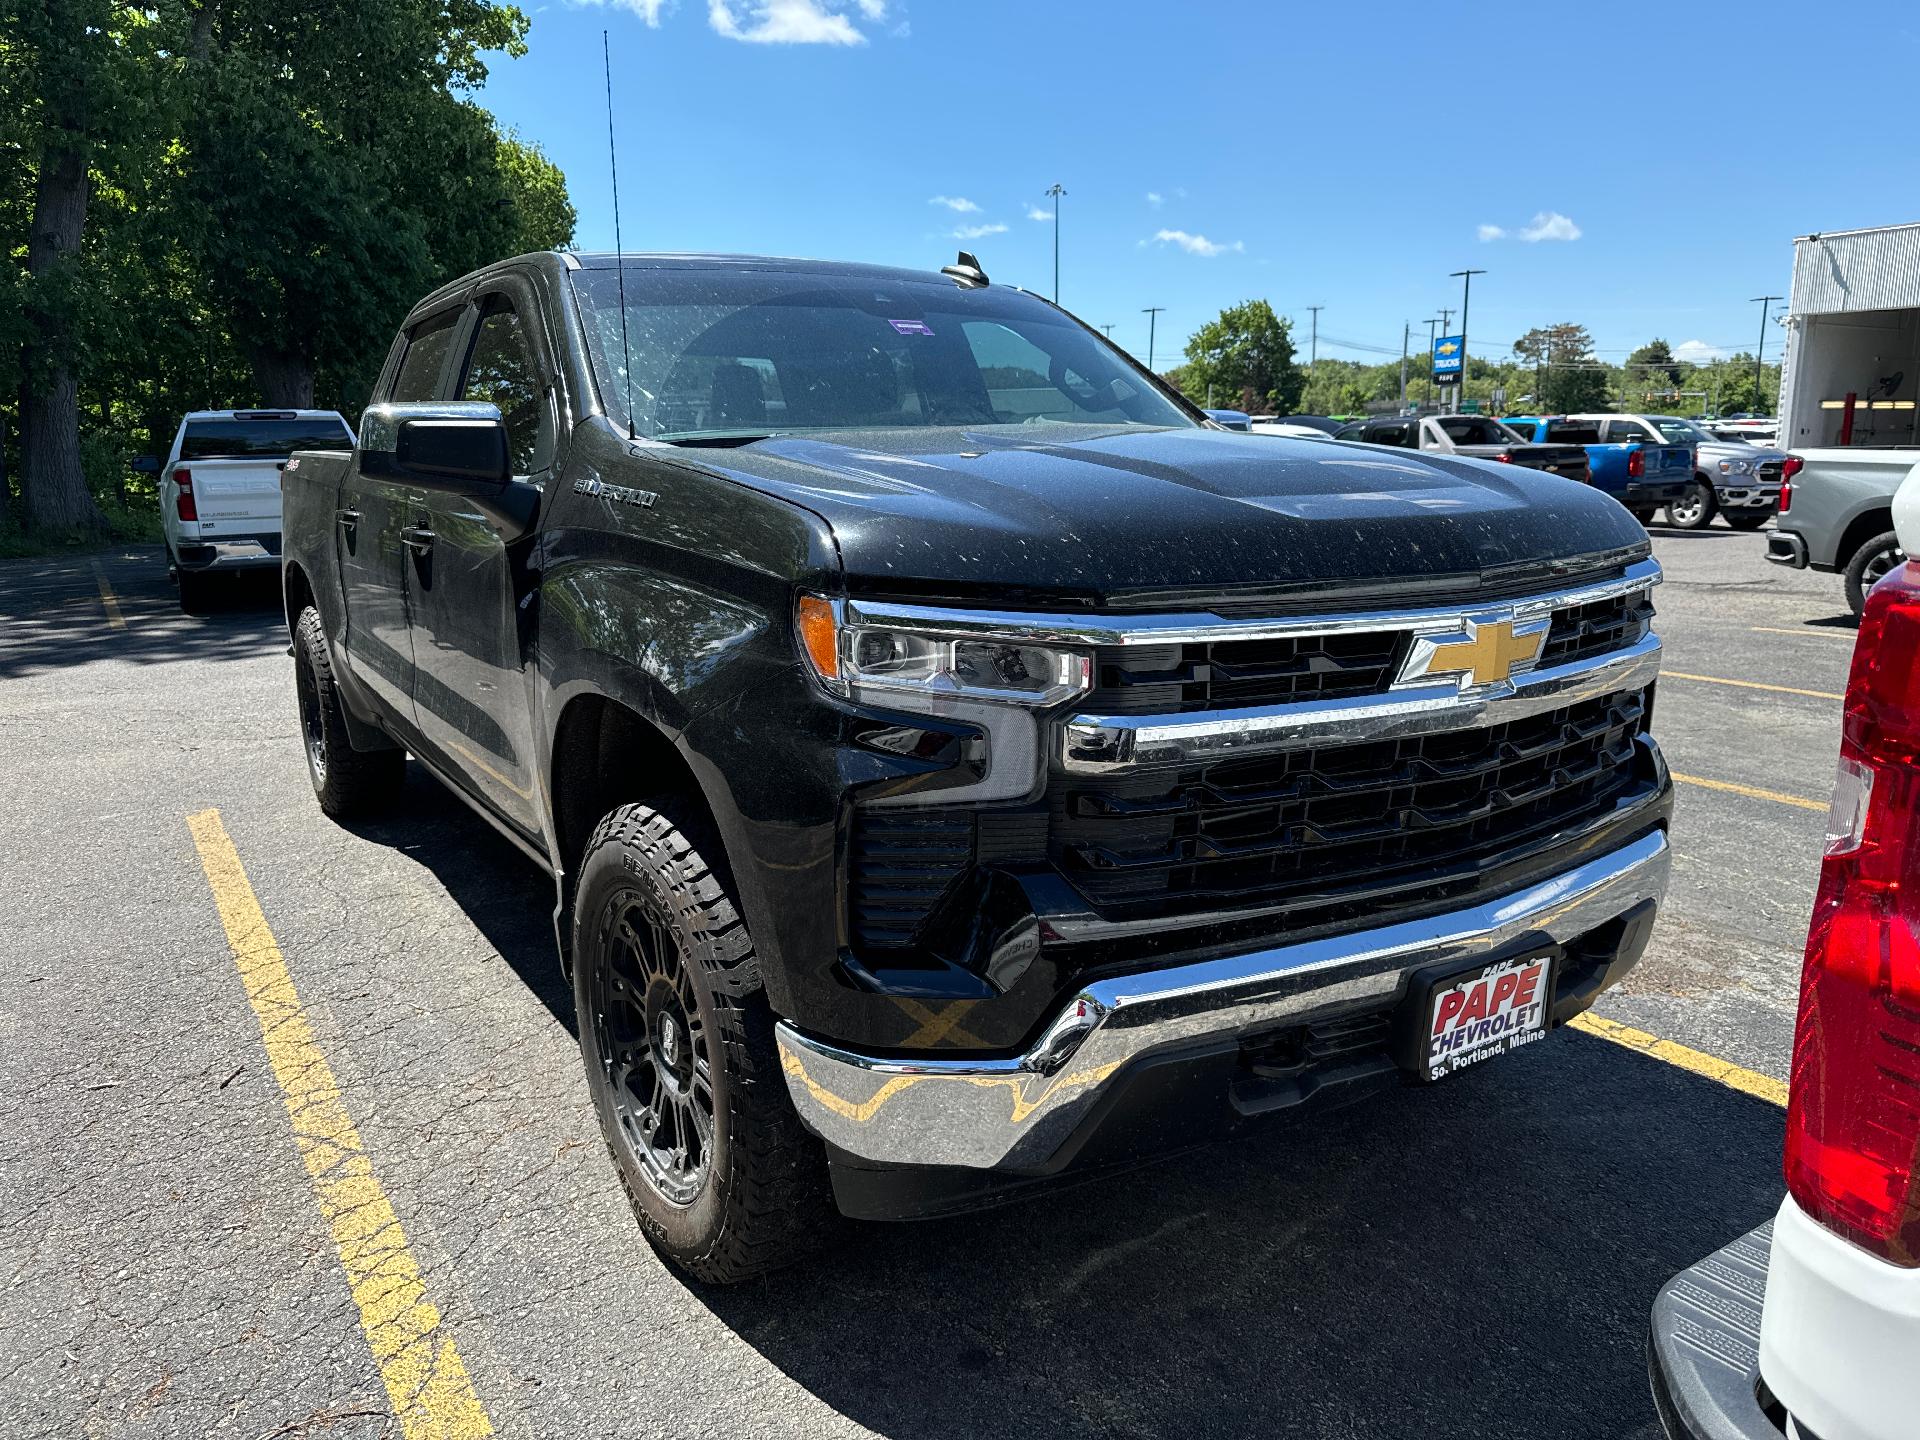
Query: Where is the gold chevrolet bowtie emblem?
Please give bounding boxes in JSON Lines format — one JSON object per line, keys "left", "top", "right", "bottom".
{"left": 1423, "top": 617, "right": 1546, "bottom": 688}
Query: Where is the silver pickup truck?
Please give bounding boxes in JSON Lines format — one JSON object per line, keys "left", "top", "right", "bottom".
{"left": 1766, "top": 449, "right": 1918, "bottom": 615}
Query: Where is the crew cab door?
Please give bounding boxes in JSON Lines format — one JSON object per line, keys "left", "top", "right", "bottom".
{"left": 339, "top": 308, "right": 460, "bottom": 724}
{"left": 403, "top": 282, "right": 553, "bottom": 834}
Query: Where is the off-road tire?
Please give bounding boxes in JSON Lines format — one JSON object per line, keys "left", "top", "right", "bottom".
{"left": 1844, "top": 531, "right": 1906, "bottom": 619}
{"left": 1723, "top": 512, "right": 1770, "bottom": 532}
{"left": 573, "top": 804, "right": 834, "bottom": 1284}
{"left": 1664, "top": 480, "right": 1717, "bottom": 531}
{"left": 293, "top": 606, "right": 404, "bottom": 818}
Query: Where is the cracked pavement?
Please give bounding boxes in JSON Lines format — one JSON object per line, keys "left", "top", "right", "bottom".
{"left": 0, "top": 529, "right": 1843, "bottom": 1438}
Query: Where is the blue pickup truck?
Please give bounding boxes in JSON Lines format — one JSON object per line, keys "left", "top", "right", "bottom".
{"left": 1504, "top": 415, "right": 1693, "bottom": 522}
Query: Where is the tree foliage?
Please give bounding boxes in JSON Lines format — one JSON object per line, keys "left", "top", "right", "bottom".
{"left": 1177, "top": 300, "right": 1303, "bottom": 414}
{"left": 1, "top": 0, "right": 574, "bottom": 540}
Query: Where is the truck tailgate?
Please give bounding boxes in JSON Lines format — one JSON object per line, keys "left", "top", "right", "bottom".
{"left": 174, "top": 458, "right": 285, "bottom": 529}
{"left": 1509, "top": 444, "right": 1591, "bottom": 479}
{"left": 1645, "top": 444, "right": 1693, "bottom": 481}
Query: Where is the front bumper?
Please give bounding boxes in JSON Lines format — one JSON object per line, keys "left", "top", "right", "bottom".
{"left": 1649, "top": 1220, "right": 1783, "bottom": 1440}
{"left": 778, "top": 827, "right": 1670, "bottom": 1175}
{"left": 1765, "top": 531, "right": 1809, "bottom": 569}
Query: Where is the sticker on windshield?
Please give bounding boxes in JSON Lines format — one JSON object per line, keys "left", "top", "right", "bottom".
{"left": 888, "top": 319, "right": 934, "bottom": 337}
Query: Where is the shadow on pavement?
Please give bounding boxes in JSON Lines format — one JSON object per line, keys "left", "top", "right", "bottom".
{"left": 0, "top": 548, "right": 286, "bottom": 679}
{"left": 361, "top": 736, "right": 1785, "bottom": 1440}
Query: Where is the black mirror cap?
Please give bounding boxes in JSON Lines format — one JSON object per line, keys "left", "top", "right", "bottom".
{"left": 395, "top": 418, "right": 511, "bottom": 491}
{"left": 358, "top": 402, "right": 510, "bottom": 495}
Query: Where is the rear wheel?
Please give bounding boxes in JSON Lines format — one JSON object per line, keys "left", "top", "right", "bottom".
{"left": 1844, "top": 531, "right": 1907, "bottom": 618}
{"left": 293, "top": 606, "right": 404, "bottom": 818}
{"left": 573, "top": 803, "right": 833, "bottom": 1283}
{"left": 1664, "top": 481, "right": 1717, "bottom": 531}
{"left": 176, "top": 568, "right": 214, "bottom": 614}
{"left": 1724, "top": 512, "right": 1770, "bottom": 532}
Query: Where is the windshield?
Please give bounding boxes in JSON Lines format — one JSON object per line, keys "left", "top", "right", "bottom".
{"left": 1651, "top": 417, "right": 1712, "bottom": 444}
{"left": 569, "top": 268, "right": 1196, "bottom": 441}
{"left": 180, "top": 417, "right": 352, "bottom": 459}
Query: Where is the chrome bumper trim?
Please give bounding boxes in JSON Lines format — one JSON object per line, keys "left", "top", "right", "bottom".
{"left": 777, "top": 829, "right": 1671, "bottom": 1172}
{"left": 1060, "top": 632, "right": 1661, "bottom": 774}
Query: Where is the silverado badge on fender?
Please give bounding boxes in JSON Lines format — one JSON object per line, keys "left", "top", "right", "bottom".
{"left": 574, "top": 476, "right": 657, "bottom": 508}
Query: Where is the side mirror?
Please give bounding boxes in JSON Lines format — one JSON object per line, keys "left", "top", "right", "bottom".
{"left": 358, "top": 402, "right": 510, "bottom": 495}
{"left": 130, "top": 454, "right": 161, "bottom": 474}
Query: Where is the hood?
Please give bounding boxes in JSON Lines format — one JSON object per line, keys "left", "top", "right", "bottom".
{"left": 697, "top": 426, "right": 1649, "bottom": 608}
{"left": 1697, "top": 439, "right": 1787, "bottom": 466}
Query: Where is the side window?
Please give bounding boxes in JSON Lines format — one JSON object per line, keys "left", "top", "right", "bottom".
{"left": 1603, "top": 420, "right": 1646, "bottom": 444}
{"left": 1368, "top": 422, "right": 1412, "bottom": 448}
{"left": 459, "top": 296, "right": 553, "bottom": 476}
{"left": 390, "top": 310, "right": 462, "bottom": 402}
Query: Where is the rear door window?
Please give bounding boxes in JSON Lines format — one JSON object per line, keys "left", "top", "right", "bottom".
{"left": 1367, "top": 422, "right": 1413, "bottom": 447}
{"left": 391, "top": 309, "right": 463, "bottom": 403}
{"left": 458, "top": 296, "right": 554, "bottom": 477}
{"left": 1546, "top": 420, "right": 1603, "bottom": 444}
{"left": 1603, "top": 420, "right": 1651, "bottom": 444}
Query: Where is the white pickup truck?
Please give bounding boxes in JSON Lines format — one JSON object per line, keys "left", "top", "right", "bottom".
{"left": 156, "top": 409, "right": 354, "bottom": 612}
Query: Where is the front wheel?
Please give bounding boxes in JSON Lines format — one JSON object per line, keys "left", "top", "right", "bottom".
{"left": 1844, "top": 531, "right": 1907, "bottom": 618}
{"left": 1723, "top": 512, "right": 1770, "bottom": 532}
{"left": 573, "top": 804, "right": 833, "bottom": 1283}
{"left": 1664, "top": 481, "right": 1717, "bottom": 531}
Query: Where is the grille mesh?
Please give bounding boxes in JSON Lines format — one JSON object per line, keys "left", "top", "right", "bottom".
{"left": 1089, "top": 630, "right": 1410, "bottom": 715}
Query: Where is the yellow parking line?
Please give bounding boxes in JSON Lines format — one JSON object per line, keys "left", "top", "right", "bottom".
{"left": 186, "top": 810, "right": 494, "bottom": 1440}
{"left": 1663, "top": 670, "right": 1842, "bottom": 701}
{"left": 1570, "top": 1012, "right": 1787, "bottom": 1108}
{"left": 1749, "top": 626, "right": 1857, "bottom": 644}
{"left": 1672, "top": 772, "right": 1828, "bottom": 812}
{"left": 90, "top": 562, "right": 126, "bottom": 630}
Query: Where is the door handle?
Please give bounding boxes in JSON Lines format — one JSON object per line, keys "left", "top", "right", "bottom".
{"left": 402, "top": 523, "right": 436, "bottom": 554}
{"left": 335, "top": 507, "right": 361, "bottom": 528}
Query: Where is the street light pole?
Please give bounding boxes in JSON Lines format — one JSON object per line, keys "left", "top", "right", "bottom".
{"left": 1046, "top": 183, "right": 1066, "bottom": 304}
{"left": 1424, "top": 318, "right": 1440, "bottom": 408}
{"left": 1142, "top": 307, "right": 1165, "bottom": 372}
{"left": 1450, "top": 269, "right": 1486, "bottom": 409}
{"left": 1399, "top": 321, "right": 1410, "bottom": 408}
{"left": 1751, "top": 294, "right": 1782, "bottom": 414}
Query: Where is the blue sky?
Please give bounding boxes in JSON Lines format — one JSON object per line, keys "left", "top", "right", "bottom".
{"left": 478, "top": 0, "right": 1920, "bottom": 373}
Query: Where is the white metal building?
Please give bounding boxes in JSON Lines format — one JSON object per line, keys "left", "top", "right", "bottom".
{"left": 1780, "top": 223, "right": 1920, "bottom": 450}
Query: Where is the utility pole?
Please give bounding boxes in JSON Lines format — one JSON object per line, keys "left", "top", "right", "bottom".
{"left": 1046, "top": 183, "right": 1066, "bottom": 304}
{"left": 1100, "top": 323, "right": 1115, "bottom": 339}
{"left": 1142, "top": 307, "right": 1165, "bottom": 372}
{"left": 1751, "top": 294, "right": 1782, "bottom": 414}
{"left": 1399, "top": 321, "right": 1410, "bottom": 408}
{"left": 1450, "top": 269, "right": 1486, "bottom": 411}
{"left": 1424, "top": 318, "right": 1441, "bottom": 408}
{"left": 1304, "top": 305, "right": 1324, "bottom": 412}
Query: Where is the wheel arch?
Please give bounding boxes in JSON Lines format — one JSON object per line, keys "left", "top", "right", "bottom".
{"left": 283, "top": 560, "right": 316, "bottom": 645}
{"left": 1837, "top": 507, "right": 1897, "bottom": 572}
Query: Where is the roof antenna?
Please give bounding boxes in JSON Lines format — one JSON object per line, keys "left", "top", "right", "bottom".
{"left": 602, "top": 29, "right": 637, "bottom": 440}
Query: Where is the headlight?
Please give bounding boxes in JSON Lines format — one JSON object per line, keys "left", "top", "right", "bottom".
{"left": 797, "top": 595, "right": 1092, "bottom": 708}
{"left": 1719, "top": 458, "right": 1752, "bottom": 475}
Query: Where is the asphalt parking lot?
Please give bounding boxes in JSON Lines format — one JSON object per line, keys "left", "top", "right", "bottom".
{"left": 0, "top": 526, "right": 1848, "bottom": 1440}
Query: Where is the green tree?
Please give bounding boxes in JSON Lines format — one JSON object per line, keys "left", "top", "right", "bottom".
{"left": 1514, "top": 323, "right": 1609, "bottom": 412}
{"left": 1179, "top": 300, "right": 1303, "bottom": 414}
{"left": 1626, "top": 338, "right": 1681, "bottom": 387}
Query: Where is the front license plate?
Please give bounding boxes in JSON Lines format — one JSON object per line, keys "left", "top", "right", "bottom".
{"left": 1422, "top": 954, "right": 1552, "bottom": 1080}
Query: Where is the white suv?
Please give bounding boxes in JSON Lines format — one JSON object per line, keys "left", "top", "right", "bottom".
{"left": 1650, "top": 464, "right": 1920, "bottom": 1439}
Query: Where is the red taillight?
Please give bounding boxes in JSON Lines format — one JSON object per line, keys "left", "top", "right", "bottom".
{"left": 1627, "top": 447, "right": 1646, "bottom": 479}
{"left": 1784, "top": 560, "right": 1920, "bottom": 1266}
{"left": 174, "top": 467, "right": 198, "bottom": 522}
{"left": 1781, "top": 456, "right": 1803, "bottom": 514}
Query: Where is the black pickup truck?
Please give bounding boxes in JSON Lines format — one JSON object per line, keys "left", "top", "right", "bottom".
{"left": 281, "top": 250, "right": 1674, "bottom": 1282}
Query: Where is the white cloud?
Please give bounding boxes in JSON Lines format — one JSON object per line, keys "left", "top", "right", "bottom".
{"left": 571, "top": 0, "right": 672, "bottom": 23}
{"left": 851, "top": 0, "right": 885, "bottom": 16}
{"left": 929, "top": 195, "right": 979, "bottom": 213}
{"left": 1518, "top": 210, "right": 1581, "bottom": 242}
{"left": 708, "top": 0, "right": 869, "bottom": 45}
{"left": 1026, "top": 206, "right": 1053, "bottom": 222}
{"left": 1477, "top": 223, "right": 1506, "bottom": 242}
{"left": 1146, "top": 191, "right": 1164, "bottom": 208}
{"left": 1675, "top": 339, "right": 1725, "bottom": 363}
{"left": 1152, "top": 228, "right": 1242, "bottom": 258}
{"left": 953, "top": 222, "right": 1008, "bottom": 240}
